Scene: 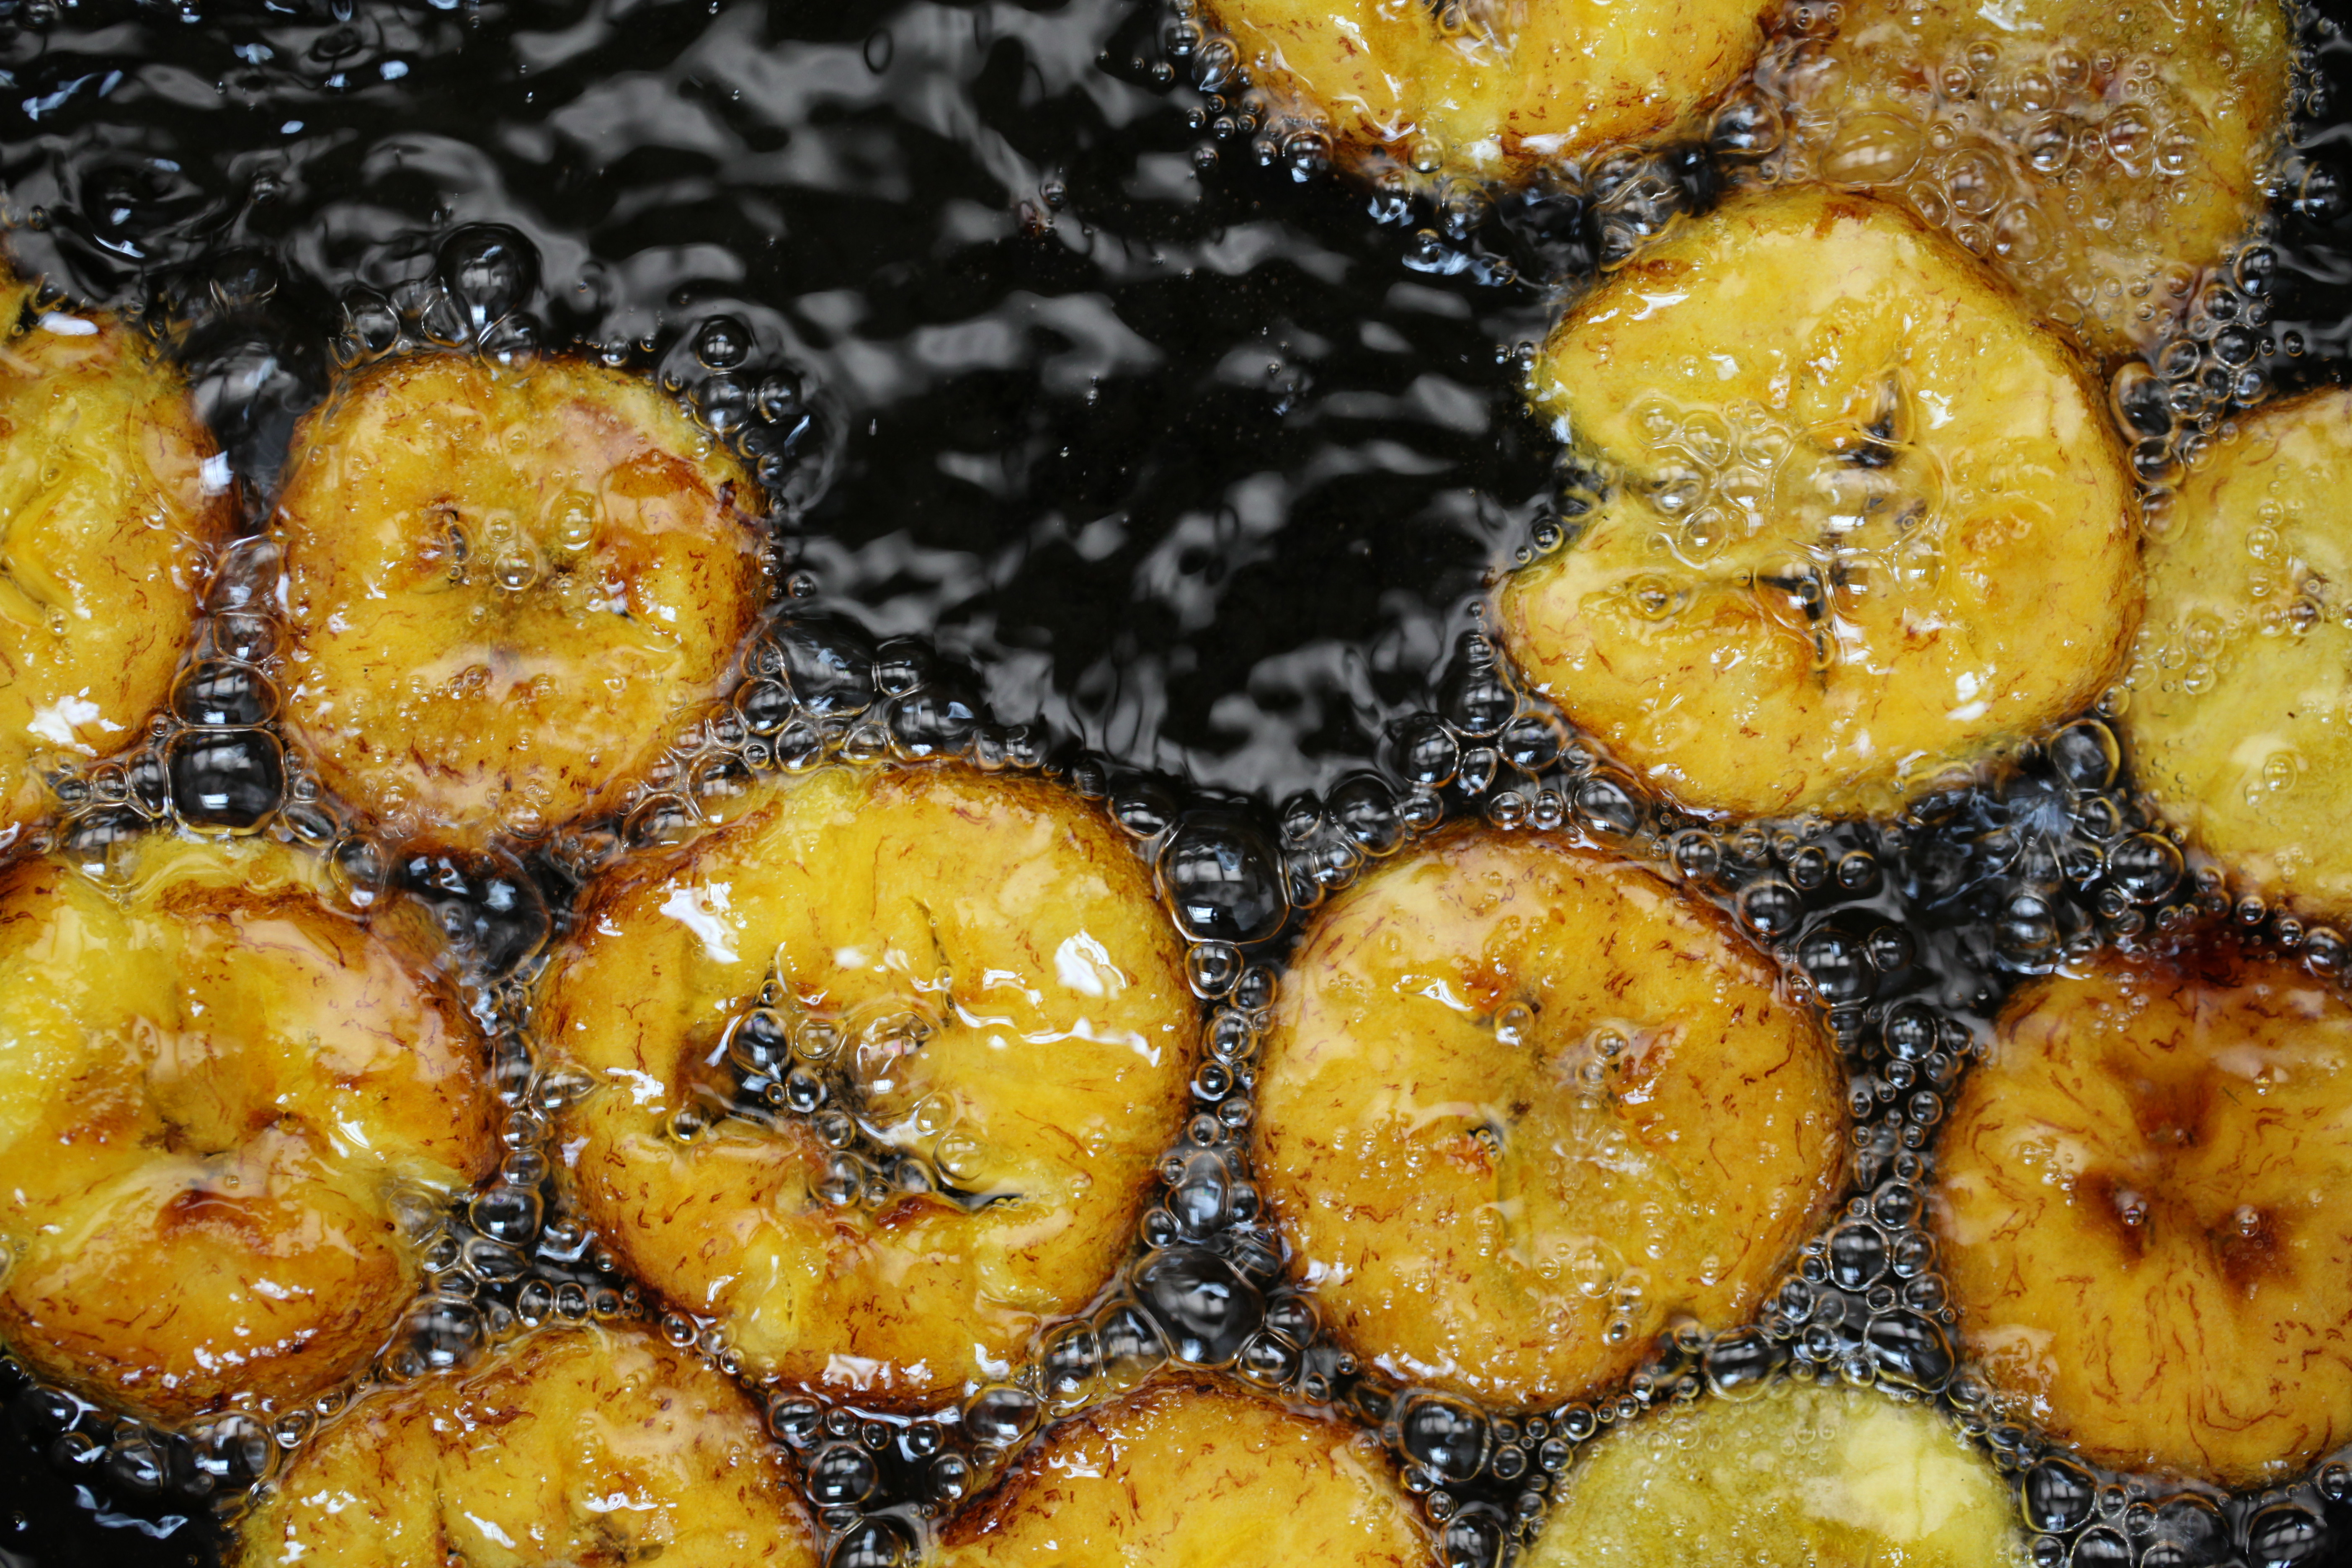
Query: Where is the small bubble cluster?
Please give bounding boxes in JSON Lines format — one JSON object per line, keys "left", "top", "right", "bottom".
{"left": 2009, "top": 1446, "right": 2334, "bottom": 1568}
{"left": 2112, "top": 242, "right": 2293, "bottom": 493}
{"left": 705, "top": 987, "right": 980, "bottom": 1210}
{"left": 46, "top": 536, "right": 285, "bottom": 864}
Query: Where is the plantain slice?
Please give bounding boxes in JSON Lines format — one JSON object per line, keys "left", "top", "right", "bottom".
{"left": 0, "top": 264, "right": 230, "bottom": 836}
{"left": 234, "top": 1320, "right": 819, "bottom": 1568}
{"left": 1528, "top": 1378, "right": 2028, "bottom": 1568}
{"left": 2122, "top": 387, "right": 2352, "bottom": 921}
{"left": 0, "top": 834, "right": 495, "bottom": 1424}
{"left": 538, "top": 762, "right": 1194, "bottom": 1406}
{"left": 1253, "top": 824, "right": 1847, "bottom": 1409}
{"left": 1193, "top": 0, "right": 1772, "bottom": 184}
{"left": 1934, "top": 945, "right": 2352, "bottom": 1486}
{"left": 1496, "top": 186, "right": 2139, "bottom": 819}
{"left": 1774, "top": 0, "right": 2294, "bottom": 366}
{"left": 935, "top": 1378, "right": 1429, "bottom": 1568}
{"left": 275, "top": 352, "right": 770, "bottom": 849}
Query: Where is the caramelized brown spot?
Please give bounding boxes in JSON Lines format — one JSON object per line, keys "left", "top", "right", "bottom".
{"left": 158, "top": 1186, "right": 266, "bottom": 1244}
{"left": 2210, "top": 1204, "right": 2286, "bottom": 1291}
{"left": 2076, "top": 1173, "right": 2151, "bottom": 1259}
{"left": 2113, "top": 1052, "right": 2211, "bottom": 1153}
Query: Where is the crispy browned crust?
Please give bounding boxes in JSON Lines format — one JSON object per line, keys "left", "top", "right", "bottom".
{"left": 540, "top": 762, "right": 1195, "bottom": 1404}
{"left": 1255, "top": 823, "right": 1849, "bottom": 1408}
{"left": 275, "top": 351, "right": 769, "bottom": 849}
{"left": 0, "top": 836, "right": 497, "bottom": 1423}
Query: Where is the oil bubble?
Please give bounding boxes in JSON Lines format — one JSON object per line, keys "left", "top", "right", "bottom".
{"left": 1395, "top": 1392, "right": 1488, "bottom": 1483}
{"left": 1158, "top": 812, "right": 1287, "bottom": 944}
{"left": 167, "top": 728, "right": 284, "bottom": 830}
{"left": 1134, "top": 1245, "right": 1263, "bottom": 1366}
{"left": 438, "top": 224, "right": 537, "bottom": 330}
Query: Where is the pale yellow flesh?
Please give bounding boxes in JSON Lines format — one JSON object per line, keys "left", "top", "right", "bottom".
{"left": 234, "top": 1321, "right": 819, "bottom": 1568}
{"left": 1498, "top": 186, "right": 2139, "bottom": 818}
{"left": 936, "top": 1379, "right": 1429, "bottom": 1568}
{"left": 1935, "top": 948, "right": 2352, "bottom": 1486}
{"left": 0, "top": 835, "right": 495, "bottom": 1423}
{"left": 540, "top": 763, "right": 1194, "bottom": 1404}
{"left": 1529, "top": 1380, "right": 2027, "bottom": 1568}
{"left": 0, "top": 268, "right": 229, "bottom": 834}
{"left": 1777, "top": 0, "right": 2293, "bottom": 364}
{"left": 276, "top": 353, "right": 769, "bottom": 848}
{"left": 1196, "top": 0, "right": 1773, "bottom": 181}
{"left": 2124, "top": 387, "right": 2352, "bottom": 921}
{"left": 1255, "top": 825, "right": 1847, "bottom": 1407}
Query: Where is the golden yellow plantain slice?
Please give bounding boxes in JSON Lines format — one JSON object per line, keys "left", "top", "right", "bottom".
{"left": 234, "top": 1321, "right": 819, "bottom": 1568}
{"left": 1496, "top": 186, "right": 2138, "bottom": 818}
{"left": 0, "top": 834, "right": 495, "bottom": 1424}
{"left": 934, "top": 1379, "right": 1429, "bottom": 1568}
{"left": 1776, "top": 0, "right": 2293, "bottom": 365}
{"left": 2122, "top": 387, "right": 2352, "bottom": 921}
{"left": 1254, "top": 824, "right": 1847, "bottom": 1409}
{"left": 1934, "top": 946, "right": 2352, "bottom": 1486}
{"left": 276, "top": 352, "right": 770, "bottom": 849}
{"left": 539, "top": 762, "right": 1194, "bottom": 1406}
{"left": 1527, "top": 1378, "right": 2027, "bottom": 1568}
{"left": 0, "top": 264, "right": 231, "bottom": 837}
{"left": 1191, "top": 0, "right": 1772, "bottom": 183}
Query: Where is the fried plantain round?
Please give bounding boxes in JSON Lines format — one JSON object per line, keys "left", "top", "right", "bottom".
{"left": 275, "top": 352, "right": 770, "bottom": 849}
{"left": 0, "top": 833, "right": 495, "bottom": 1424}
{"left": 539, "top": 762, "right": 1195, "bottom": 1406}
{"left": 1255, "top": 825, "right": 1847, "bottom": 1409}
{"left": 234, "top": 1320, "right": 819, "bottom": 1568}
{"left": 0, "top": 266, "right": 230, "bottom": 837}
{"left": 1528, "top": 1377, "right": 2027, "bottom": 1568}
{"left": 2122, "top": 387, "right": 2352, "bottom": 921}
{"left": 1193, "top": 0, "right": 1772, "bottom": 185}
{"left": 1934, "top": 945, "right": 2352, "bottom": 1485}
{"left": 935, "top": 1378, "right": 1429, "bottom": 1568}
{"left": 1496, "top": 186, "right": 2138, "bottom": 819}
{"left": 1774, "top": 0, "right": 2293, "bottom": 365}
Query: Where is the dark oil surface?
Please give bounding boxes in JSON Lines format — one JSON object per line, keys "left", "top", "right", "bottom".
{"left": 0, "top": 1, "right": 2349, "bottom": 1564}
